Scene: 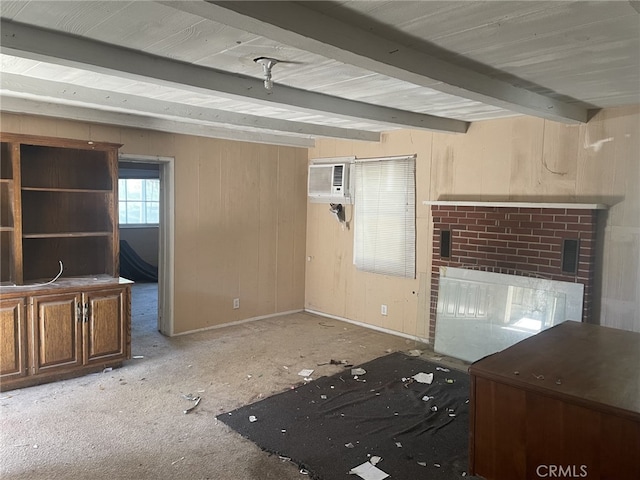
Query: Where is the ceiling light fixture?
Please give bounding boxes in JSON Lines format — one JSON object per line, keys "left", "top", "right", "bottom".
{"left": 253, "top": 56, "right": 279, "bottom": 91}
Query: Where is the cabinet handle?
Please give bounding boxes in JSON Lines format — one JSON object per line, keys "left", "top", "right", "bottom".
{"left": 76, "top": 302, "right": 83, "bottom": 322}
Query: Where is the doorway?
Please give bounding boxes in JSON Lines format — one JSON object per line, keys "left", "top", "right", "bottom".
{"left": 118, "top": 154, "right": 174, "bottom": 336}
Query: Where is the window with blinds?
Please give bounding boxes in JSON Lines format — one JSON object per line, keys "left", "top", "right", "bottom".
{"left": 353, "top": 155, "right": 416, "bottom": 278}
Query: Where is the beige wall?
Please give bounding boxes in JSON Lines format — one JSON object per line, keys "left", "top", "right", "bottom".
{"left": 2, "top": 105, "right": 637, "bottom": 338}
{"left": 1, "top": 113, "right": 308, "bottom": 334}
{"left": 306, "top": 106, "right": 640, "bottom": 336}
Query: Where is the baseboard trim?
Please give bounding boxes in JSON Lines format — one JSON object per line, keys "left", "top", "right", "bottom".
{"left": 304, "top": 309, "right": 430, "bottom": 345}
{"left": 172, "top": 309, "right": 304, "bottom": 336}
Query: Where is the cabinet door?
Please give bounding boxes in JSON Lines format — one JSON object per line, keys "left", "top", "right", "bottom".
{"left": 84, "top": 288, "right": 128, "bottom": 364}
{"left": 32, "top": 293, "right": 82, "bottom": 375}
{"left": 0, "top": 297, "right": 27, "bottom": 381}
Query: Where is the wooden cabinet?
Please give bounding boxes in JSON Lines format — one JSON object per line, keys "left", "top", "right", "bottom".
{"left": 0, "top": 281, "right": 131, "bottom": 390}
{"left": 0, "top": 133, "right": 131, "bottom": 391}
{"left": 32, "top": 292, "right": 83, "bottom": 375}
{"left": 84, "top": 287, "right": 129, "bottom": 365}
{"left": 0, "top": 296, "right": 28, "bottom": 381}
{"left": 468, "top": 321, "right": 640, "bottom": 480}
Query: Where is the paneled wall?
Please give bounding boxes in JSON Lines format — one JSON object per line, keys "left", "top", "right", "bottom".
{"left": 1, "top": 113, "right": 308, "bottom": 334}
{"left": 306, "top": 106, "right": 640, "bottom": 336}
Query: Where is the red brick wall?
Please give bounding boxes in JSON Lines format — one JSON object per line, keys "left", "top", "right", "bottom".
{"left": 429, "top": 205, "right": 598, "bottom": 341}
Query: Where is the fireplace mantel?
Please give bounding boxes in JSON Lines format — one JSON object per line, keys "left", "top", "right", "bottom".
{"left": 423, "top": 200, "right": 608, "bottom": 209}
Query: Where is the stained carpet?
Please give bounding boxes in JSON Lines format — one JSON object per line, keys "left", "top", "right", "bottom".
{"left": 217, "top": 352, "right": 473, "bottom": 479}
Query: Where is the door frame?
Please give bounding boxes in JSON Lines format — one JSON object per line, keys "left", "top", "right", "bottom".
{"left": 118, "top": 154, "right": 175, "bottom": 336}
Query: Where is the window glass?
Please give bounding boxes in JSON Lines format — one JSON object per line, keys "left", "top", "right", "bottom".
{"left": 119, "top": 178, "right": 160, "bottom": 225}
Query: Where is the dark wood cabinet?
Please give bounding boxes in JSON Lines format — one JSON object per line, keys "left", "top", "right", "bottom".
{"left": 0, "top": 296, "right": 28, "bottom": 381}
{"left": 1, "top": 280, "right": 132, "bottom": 390}
{"left": 84, "top": 287, "right": 129, "bottom": 365}
{"left": 31, "top": 291, "right": 83, "bottom": 375}
{"left": 0, "top": 133, "right": 131, "bottom": 391}
{"left": 469, "top": 321, "right": 640, "bottom": 480}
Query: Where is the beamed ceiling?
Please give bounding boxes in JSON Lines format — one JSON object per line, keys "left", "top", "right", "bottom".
{"left": 1, "top": 1, "right": 638, "bottom": 147}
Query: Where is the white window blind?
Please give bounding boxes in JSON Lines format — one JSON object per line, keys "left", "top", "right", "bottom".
{"left": 353, "top": 155, "right": 416, "bottom": 278}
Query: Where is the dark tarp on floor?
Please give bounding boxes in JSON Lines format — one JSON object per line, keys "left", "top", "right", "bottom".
{"left": 217, "top": 352, "right": 475, "bottom": 480}
{"left": 119, "top": 240, "right": 158, "bottom": 282}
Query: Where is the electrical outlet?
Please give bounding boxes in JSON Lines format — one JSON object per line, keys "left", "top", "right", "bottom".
{"left": 233, "top": 298, "right": 240, "bottom": 309}
{"left": 381, "top": 304, "right": 388, "bottom": 316}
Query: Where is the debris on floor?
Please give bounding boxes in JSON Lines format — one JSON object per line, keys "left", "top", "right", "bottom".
{"left": 249, "top": 415, "right": 257, "bottom": 422}
{"left": 412, "top": 372, "right": 434, "bottom": 384}
{"left": 182, "top": 393, "right": 201, "bottom": 414}
{"left": 317, "top": 359, "right": 349, "bottom": 366}
{"left": 298, "top": 369, "right": 314, "bottom": 377}
{"left": 349, "top": 459, "right": 389, "bottom": 480}
{"left": 407, "top": 349, "right": 422, "bottom": 357}
{"left": 351, "top": 368, "right": 366, "bottom": 376}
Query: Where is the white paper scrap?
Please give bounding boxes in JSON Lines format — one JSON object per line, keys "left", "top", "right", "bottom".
{"left": 408, "top": 349, "right": 422, "bottom": 357}
{"left": 298, "top": 369, "right": 314, "bottom": 377}
{"left": 351, "top": 368, "right": 367, "bottom": 376}
{"left": 249, "top": 415, "right": 257, "bottom": 422}
{"left": 412, "top": 372, "right": 434, "bottom": 384}
{"left": 349, "top": 461, "right": 389, "bottom": 480}
{"left": 369, "top": 456, "right": 382, "bottom": 466}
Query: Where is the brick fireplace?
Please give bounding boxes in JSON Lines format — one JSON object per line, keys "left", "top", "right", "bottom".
{"left": 427, "top": 201, "right": 605, "bottom": 341}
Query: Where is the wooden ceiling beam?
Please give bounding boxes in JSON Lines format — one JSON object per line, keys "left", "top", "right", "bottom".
{"left": 0, "top": 19, "right": 468, "bottom": 134}
{"left": 178, "top": 0, "right": 588, "bottom": 124}
{"left": 0, "top": 73, "right": 381, "bottom": 142}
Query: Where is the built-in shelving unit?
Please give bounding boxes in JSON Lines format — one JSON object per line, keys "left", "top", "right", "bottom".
{"left": 0, "top": 133, "right": 131, "bottom": 391}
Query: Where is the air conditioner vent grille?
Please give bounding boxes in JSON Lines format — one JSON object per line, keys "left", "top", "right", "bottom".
{"left": 332, "top": 165, "right": 344, "bottom": 187}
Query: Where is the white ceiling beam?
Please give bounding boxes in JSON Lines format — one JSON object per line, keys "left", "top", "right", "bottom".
{"left": 0, "top": 19, "right": 468, "bottom": 134}
{"left": 0, "top": 73, "right": 381, "bottom": 142}
{"left": 176, "top": 0, "right": 588, "bottom": 124}
{"left": 0, "top": 95, "right": 315, "bottom": 148}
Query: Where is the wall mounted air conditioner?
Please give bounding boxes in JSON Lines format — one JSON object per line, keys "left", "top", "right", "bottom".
{"left": 308, "top": 160, "right": 352, "bottom": 203}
